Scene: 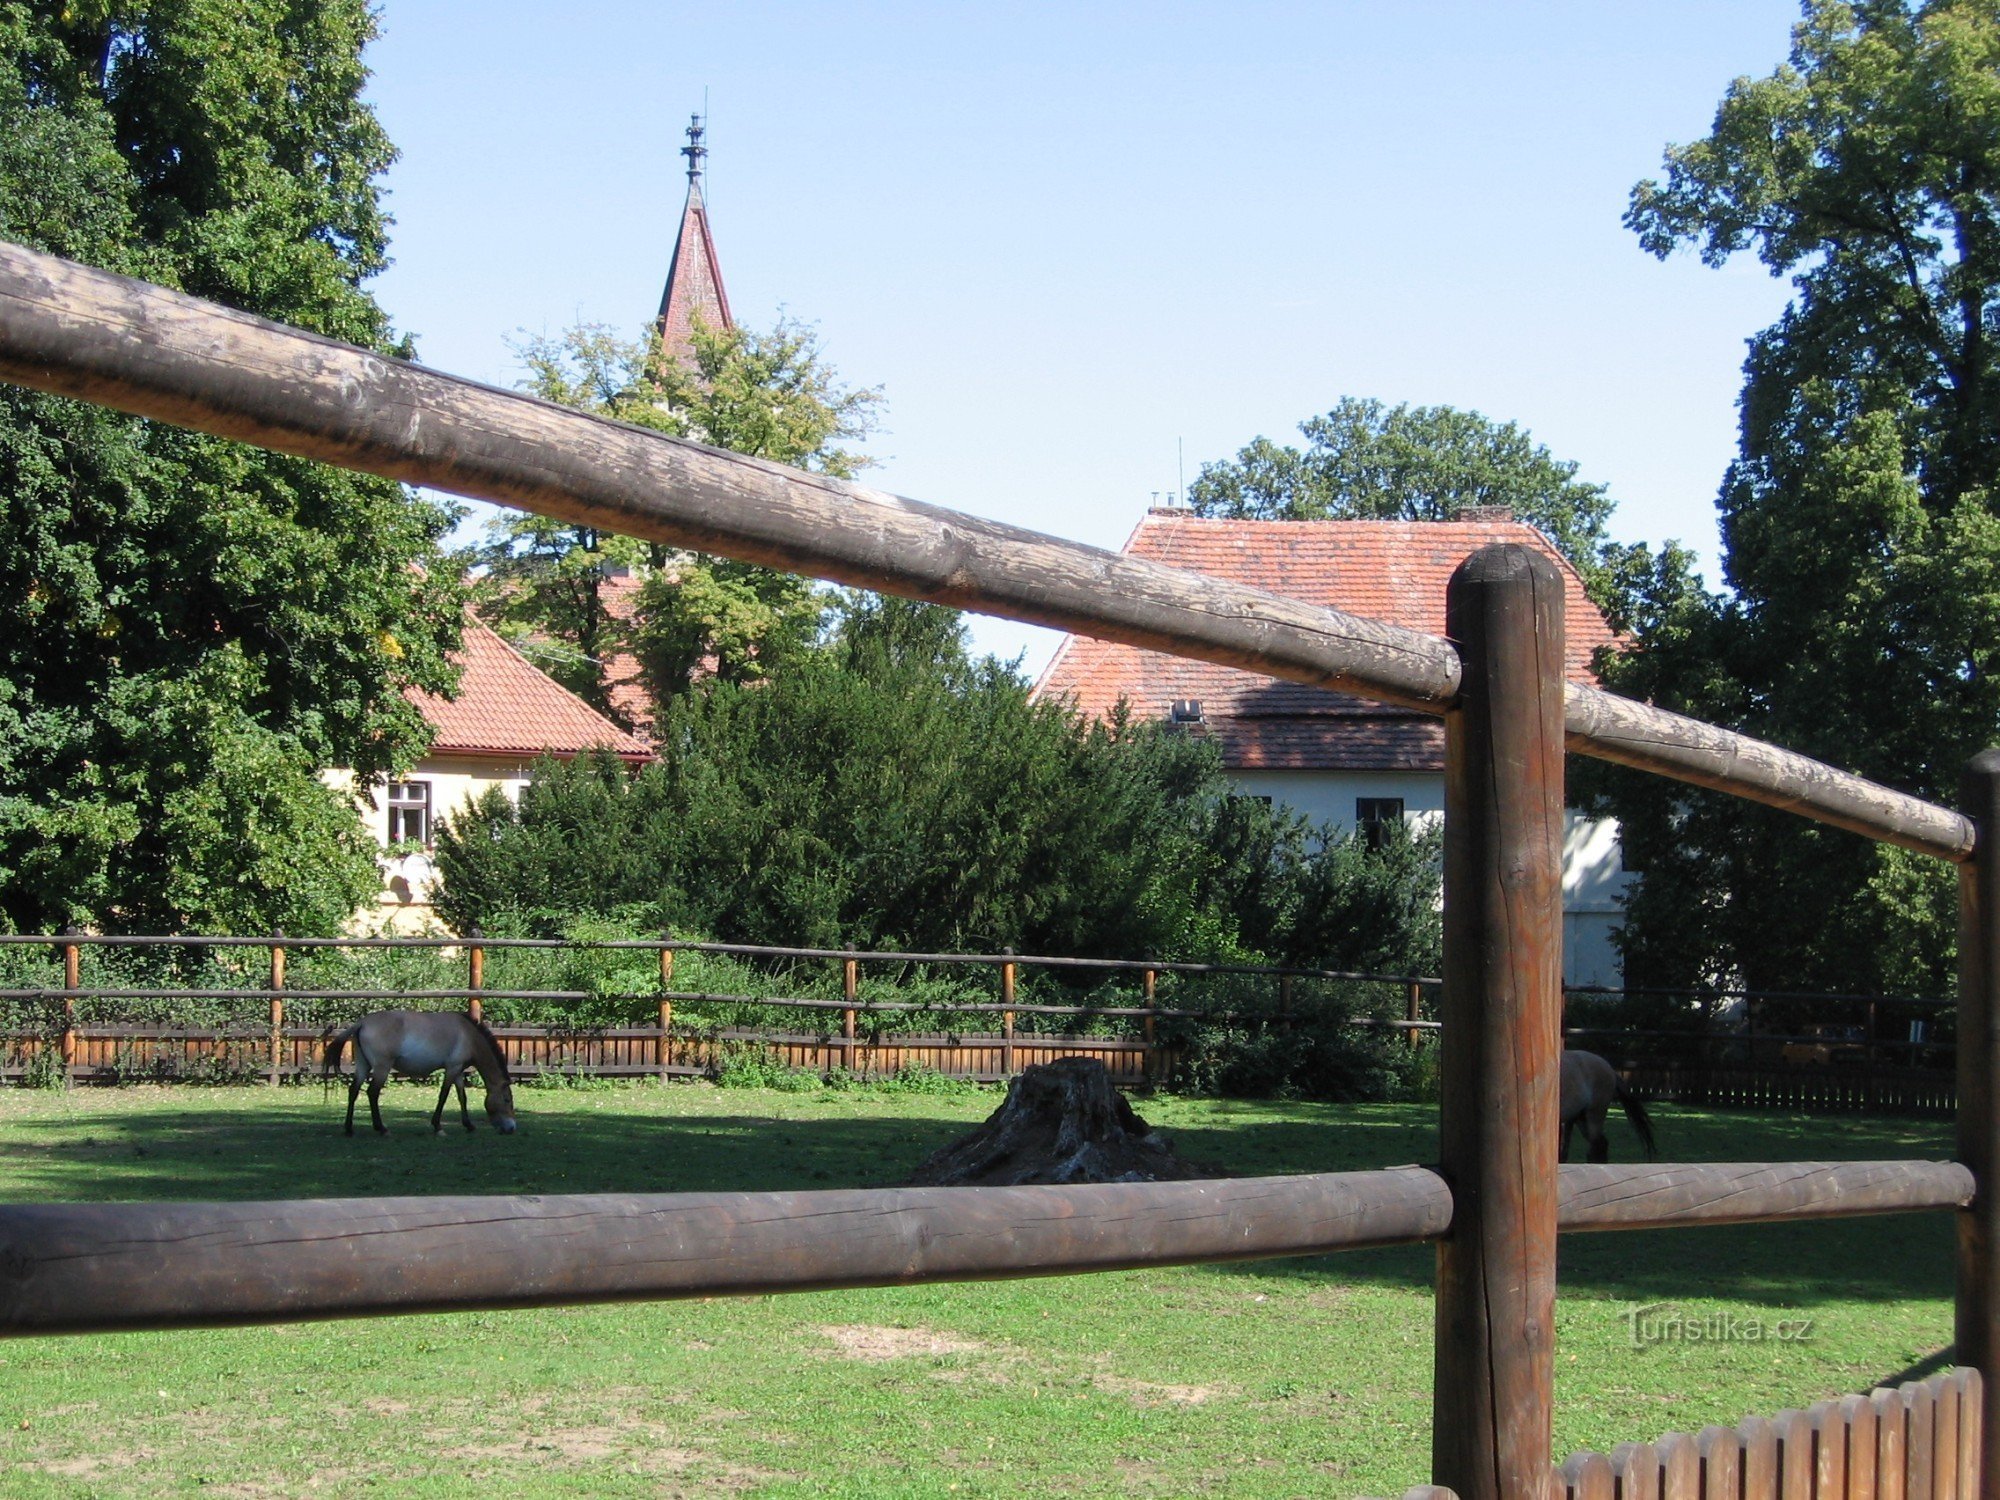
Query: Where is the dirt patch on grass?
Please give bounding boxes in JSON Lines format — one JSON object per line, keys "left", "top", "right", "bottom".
{"left": 1092, "top": 1373, "right": 1231, "bottom": 1407}
{"left": 438, "top": 1419, "right": 777, "bottom": 1488}
{"left": 816, "top": 1324, "right": 989, "bottom": 1362}
{"left": 21, "top": 1450, "right": 149, "bottom": 1478}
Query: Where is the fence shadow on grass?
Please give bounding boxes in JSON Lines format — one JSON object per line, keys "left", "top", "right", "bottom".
{"left": 0, "top": 1088, "right": 1957, "bottom": 1312}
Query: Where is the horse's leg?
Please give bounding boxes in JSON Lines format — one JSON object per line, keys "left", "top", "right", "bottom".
{"left": 1587, "top": 1105, "right": 1610, "bottom": 1164}
{"left": 1559, "top": 1115, "right": 1573, "bottom": 1163}
{"left": 367, "top": 1063, "right": 388, "bottom": 1134}
{"left": 432, "top": 1070, "right": 453, "bottom": 1134}
{"left": 345, "top": 1071, "right": 361, "bottom": 1137}
{"left": 456, "top": 1070, "right": 475, "bottom": 1130}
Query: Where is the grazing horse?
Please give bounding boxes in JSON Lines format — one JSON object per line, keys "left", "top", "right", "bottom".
{"left": 323, "top": 1010, "right": 517, "bottom": 1137}
{"left": 1559, "top": 1049, "right": 1655, "bottom": 1163}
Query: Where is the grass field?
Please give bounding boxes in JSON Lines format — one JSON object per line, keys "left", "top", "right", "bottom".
{"left": 0, "top": 1080, "right": 1962, "bottom": 1498}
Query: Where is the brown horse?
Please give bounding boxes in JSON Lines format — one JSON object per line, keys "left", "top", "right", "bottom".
{"left": 324, "top": 1010, "right": 517, "bottom": 1137}
{"left": 1559, "top": 1049, "right": 1655, "bottom": 1163}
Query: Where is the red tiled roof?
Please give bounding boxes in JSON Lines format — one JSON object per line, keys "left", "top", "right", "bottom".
{"left": 656, "top": 180, "right": 732, "bottom": 369}
{"left": 1033, "top": 513, "right": 1622, "bottom": 773}
{"left": 411, "top": 615, "right": 651, "bottom": 761}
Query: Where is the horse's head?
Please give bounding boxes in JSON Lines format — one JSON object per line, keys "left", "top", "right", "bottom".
{"left": 485, "top": 1079, "right": 518, "bottom": 1134}
{"left": 468, "top": 1016, "right": 518, "bottom": 1134}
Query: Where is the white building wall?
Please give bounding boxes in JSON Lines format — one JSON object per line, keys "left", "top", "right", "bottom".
{"left": 1225, "top": 768, "right": 1630, "bottom": 989}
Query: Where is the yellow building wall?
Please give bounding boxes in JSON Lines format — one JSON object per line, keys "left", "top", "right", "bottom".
{"left": 324, "top": 755, "right": 541, "bottom": 935}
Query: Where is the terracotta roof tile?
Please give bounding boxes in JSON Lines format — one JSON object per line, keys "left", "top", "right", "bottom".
{"left": 412, "top": 614, "right": 651, "bottom": 761}
{"left": 1034, "top": 514, "right": 1621, "bottom": 773}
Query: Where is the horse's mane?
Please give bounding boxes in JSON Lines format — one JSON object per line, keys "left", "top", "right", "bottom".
{"left": 468, "top": 1014, "right": 510, "bottom": 1082}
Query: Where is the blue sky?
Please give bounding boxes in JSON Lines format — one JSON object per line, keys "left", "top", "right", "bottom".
{"left": 363, "top": 2, "right": 1807, "bottom": 673}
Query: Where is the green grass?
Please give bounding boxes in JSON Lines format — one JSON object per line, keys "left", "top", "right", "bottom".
{"left": 0, "top": 1083, "right": 1960, "bottom": 1498}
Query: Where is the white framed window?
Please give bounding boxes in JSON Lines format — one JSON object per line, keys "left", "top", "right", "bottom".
{"left": 386, "top": 780, "right": 432, "bottom": 846}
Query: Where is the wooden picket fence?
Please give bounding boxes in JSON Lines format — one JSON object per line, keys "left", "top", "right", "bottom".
{"left": 1368, "top": 1369, "right": 1984, "bottom": 1500}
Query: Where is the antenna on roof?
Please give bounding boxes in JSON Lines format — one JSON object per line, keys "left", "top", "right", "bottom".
{"left": 1178, "top": 436, "right": 1185, "bottom": 509}
{"left": 682, "top": 112, "right": 708, "bottom": 188}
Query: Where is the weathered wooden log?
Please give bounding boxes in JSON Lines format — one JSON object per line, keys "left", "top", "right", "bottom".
{"left": 1432, "top": 545, "right": 1564, "bottom": 1500}
{"left": 0, "top": 242, "right": 1457, "bottom": 711}
{"left": 0, "top": 240, "right": 1972, "bottom": 861}
{"left": 1567, "top": 685, "right": 1973, "bottom": 862}
{"left": 1558, "top": 1160, "right": 1974, "bottom": 1231}
{"left": 1958, "top": 749, "right": 2000, "bottom": 1500}
{"left": 0, "top": 1155, "right": 1974, "bottom": 1337}
{"left": 0, "top": 1167, "right": 1455, "bottom": 1336}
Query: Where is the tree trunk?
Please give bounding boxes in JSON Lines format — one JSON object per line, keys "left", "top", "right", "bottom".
{"left": 905, "top": 1058, "right": 1206, "bottom": 1186}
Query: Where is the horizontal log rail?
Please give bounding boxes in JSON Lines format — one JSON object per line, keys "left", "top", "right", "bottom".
{"left": 0, "top": 1159, "right": 1964, "bottom": 1338}
{"left": 0, "top": 242, "right": 1971, "bottom": 862}
{"left": 1, "top": 1168, "right": 1455, "bottom": 1336}
{"left": 1557, "top": 1159, "right": 1973, "bottom": 1231}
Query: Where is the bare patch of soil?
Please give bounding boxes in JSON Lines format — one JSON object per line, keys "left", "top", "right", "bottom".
{"left": 816, "top": 1324, "right": 989, "bottom": 1362}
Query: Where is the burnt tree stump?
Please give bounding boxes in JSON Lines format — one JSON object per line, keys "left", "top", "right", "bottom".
{"left": 906, "top": 1057, "right": 1208, "bottom": 1186}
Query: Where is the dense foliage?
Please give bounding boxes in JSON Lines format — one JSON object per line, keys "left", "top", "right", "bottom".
{"left": 0, "top": 0, "right": 463, "bottom": 934}
{"left": 1595, "top": 0, "right": 2000, "bottom": 993}
{"left": 433, "top": 596, "right": 1443, "bottom": 975}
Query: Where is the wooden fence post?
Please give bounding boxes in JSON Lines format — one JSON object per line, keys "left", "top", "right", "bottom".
{"left": 1432, "top": 544, "right": 1564, "bottom": 1500}
{"left": 60, "top": 925, "right": 79, "bottom": 1081}
{"left": 268, "top": 932, "right": 285, "bottom": 1086}
{"left": 466, "top": 927, "right": 484, "bottom": 1024}
{"left": 1956, "top": 748, "right": 2000, "bottom": 1500}
{"left": 843, "top": 951, "right": 859, "bottom": 1077}
{"left": 1001, "top": 948, "right": 1017, "bottom": 1079}
{"left": 1143, "top": 968, "right": 1157, "bottom": 1083}
{"left": 1406, "top": 980, "right": 1423, "bottom": 1050}
{"left": 657, "top": 936, "right": 673, "bottom": 1077}
{"left": 1868, "top": 998, "right": 1881, "bottom": 1112}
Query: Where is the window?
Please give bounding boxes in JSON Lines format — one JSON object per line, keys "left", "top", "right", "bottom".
{"left": 1356, "top": 796, "right": 1405, "bottom": 851}
{"left": 386, "top": 780, "right": 432, "bottom": 847}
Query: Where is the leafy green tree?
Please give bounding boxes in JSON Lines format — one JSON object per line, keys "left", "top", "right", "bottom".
{"left": 1188, "top": 396, "right": 1649, "bottom": 615}
{"left": 1598, "top": 0, "right": 2000, "bottom": 994}
{"left": 481, "top": 315, "right": 880, "bottom": 715}
{"left": 0, "top": 1, "right": 463, "bottom": 934}
{"left": 434, "top": 595, "right": 1443, "bottom": 975}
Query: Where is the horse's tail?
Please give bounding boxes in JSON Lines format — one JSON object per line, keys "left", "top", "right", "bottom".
{"left": 322, "top": 1022, "right": 359, "bottom": 1078}
{"left": 1615, "top": 1082, "right": 1657, "bottom": 1160}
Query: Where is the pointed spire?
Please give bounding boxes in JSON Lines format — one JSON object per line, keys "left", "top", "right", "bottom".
{"left": 657, "top": 113, "right": 732, "bottom": 371}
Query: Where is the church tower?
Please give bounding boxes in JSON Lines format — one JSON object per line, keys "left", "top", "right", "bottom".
{"left": 656, "top": 114, "right": 734, "bottom": 369}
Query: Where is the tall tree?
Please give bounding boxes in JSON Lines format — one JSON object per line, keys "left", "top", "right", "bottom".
{"left": 1601, "top": 0, "right": 2000, "bottom": 993}
{"left": 0, "top": 1, "right": 463, "bottom": 934}
{"left": 1187, "top": 396, "right": 1650, "bottom": 616}
{"left": 481, "top": 315, "right": 880, "bottom": 716}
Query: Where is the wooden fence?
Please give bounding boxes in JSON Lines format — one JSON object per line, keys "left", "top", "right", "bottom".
{"left": 0, "top": 929, "right": 1964, "bottom": 1108}
{"left": 1555, "top": 1369, "right": 1984, "bottom": 1500}
{"left": 0, "top": 240, "right": 1995, "bottom": 1500}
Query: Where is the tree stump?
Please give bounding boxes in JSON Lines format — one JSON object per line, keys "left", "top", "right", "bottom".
{"left": 905, "top": 1057, "right": 1208, "bottom": 1186}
